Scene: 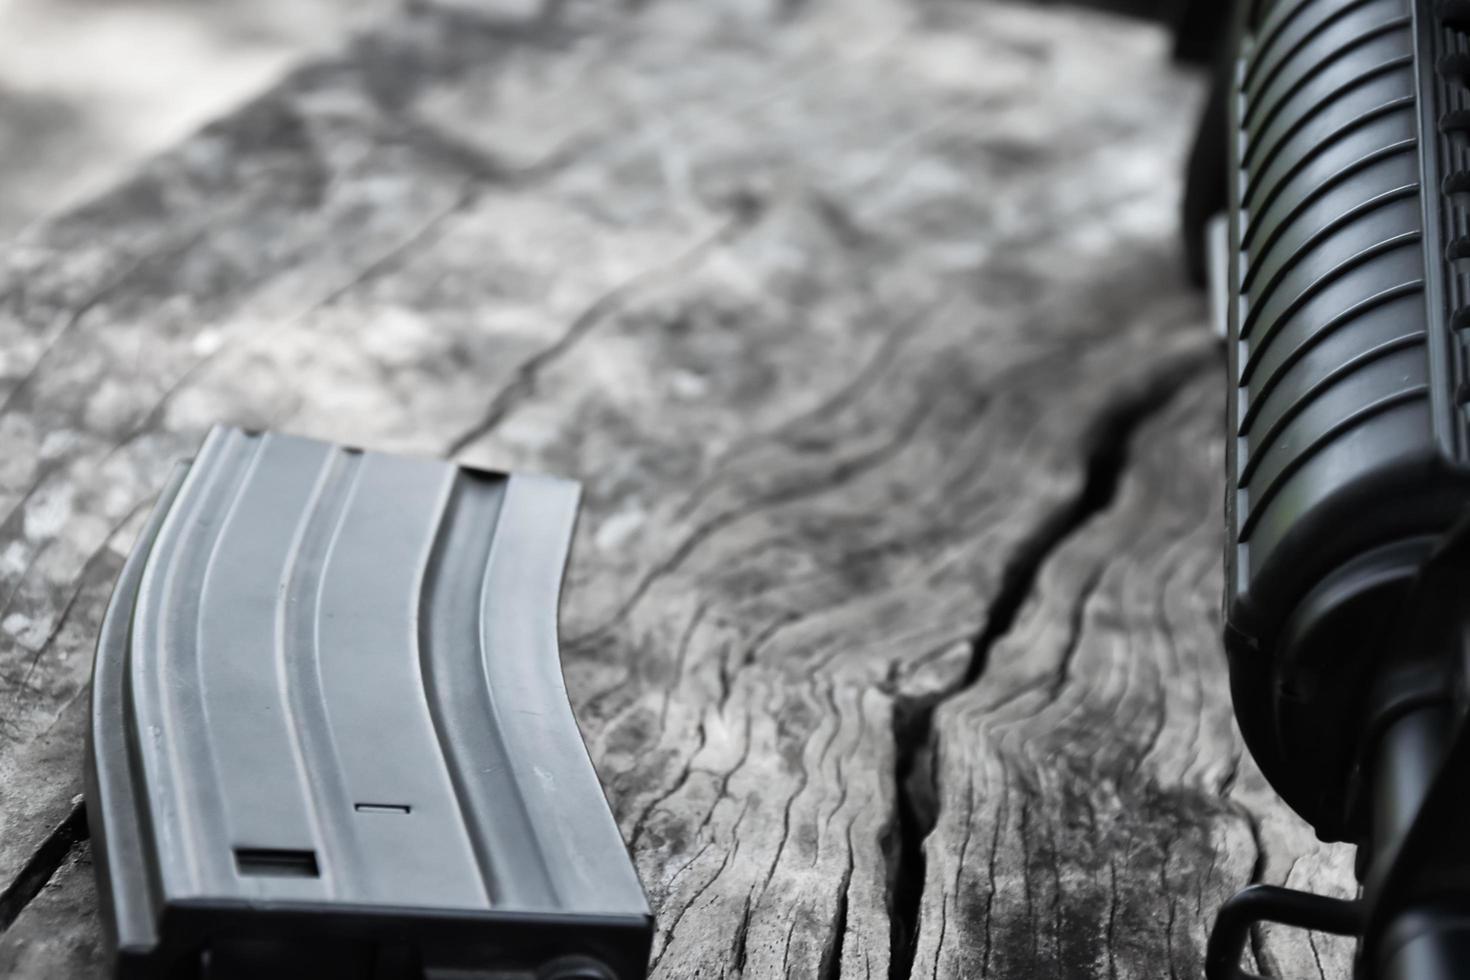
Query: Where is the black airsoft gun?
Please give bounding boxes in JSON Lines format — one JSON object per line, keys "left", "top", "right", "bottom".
{"left": 1193, "top": 0, "right": 1470, "bottom": 977}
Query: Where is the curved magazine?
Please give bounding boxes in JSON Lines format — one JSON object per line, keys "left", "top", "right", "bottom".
{"left": 87, "top": 427, "right": 650, "bottom": 979}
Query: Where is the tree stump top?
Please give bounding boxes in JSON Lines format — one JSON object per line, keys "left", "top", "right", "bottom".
{"left": 0, "top": 1, "right": 1355, "bottom": 976}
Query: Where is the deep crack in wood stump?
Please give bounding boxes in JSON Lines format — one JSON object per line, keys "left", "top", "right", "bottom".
{"left": 0, "top": 0, "right": 1358, "bottom": 976}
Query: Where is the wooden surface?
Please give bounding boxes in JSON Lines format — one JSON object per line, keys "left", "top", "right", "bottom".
{"left": 0, "top": 0, "right": 1357, "bottom": 976}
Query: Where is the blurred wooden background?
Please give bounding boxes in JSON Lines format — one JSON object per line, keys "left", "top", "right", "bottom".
{"left": 0, "top": 1, "right": 1353, "bottom": 977}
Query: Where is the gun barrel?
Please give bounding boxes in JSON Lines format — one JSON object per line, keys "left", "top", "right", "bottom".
{"left": 1370, "top": 706, "right": 1467, "bottom": 980}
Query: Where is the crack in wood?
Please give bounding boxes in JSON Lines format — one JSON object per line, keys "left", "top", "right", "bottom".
{"left": 1239, "top": 802, "right": 1274, "bottom": 978}
{"left": 443, "top": 194, "right": 767, "bottom": 459}
{"left": 820, "top": 833, "right": 853, "bottom": 980}
{"left": 0, "top": 803, "right": 86, "bottom": 939}
{"left": 884, "top": 350, "right": 1216, "bottom": 980}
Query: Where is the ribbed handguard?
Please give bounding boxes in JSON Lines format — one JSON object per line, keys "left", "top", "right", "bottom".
{"left": 1224, "top": 0, "right": 1470, "bottom": 839}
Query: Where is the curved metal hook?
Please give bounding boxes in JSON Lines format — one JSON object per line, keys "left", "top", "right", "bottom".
{"left": 1205, "top": 884, "right": 1363, "bottom": 980}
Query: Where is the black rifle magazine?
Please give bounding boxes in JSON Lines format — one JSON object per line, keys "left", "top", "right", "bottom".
{"left": 87, "top": 427, "right": 652, "bottom": 980}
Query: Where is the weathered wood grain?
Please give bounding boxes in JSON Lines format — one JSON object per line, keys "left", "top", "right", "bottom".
{"left": 910, "top": 381, "right": 1358, "bottom": 980}
{"left": 0, "top": 842, "right": 104, "bottom": 979}
{"left": 0, "top": 0, "right": 1356, "bottom": 976}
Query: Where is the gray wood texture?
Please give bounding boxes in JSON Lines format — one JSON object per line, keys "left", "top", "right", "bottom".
{"left": 0, "top": 0, "right": 1357, "bottom": 976}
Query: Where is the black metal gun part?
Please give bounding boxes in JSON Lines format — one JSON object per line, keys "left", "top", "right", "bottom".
{"left": 1204, "top": 1, "right": 1470, "bottom": 976}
